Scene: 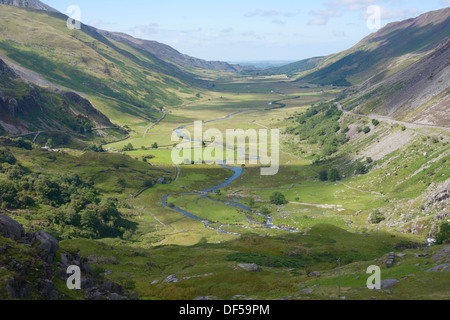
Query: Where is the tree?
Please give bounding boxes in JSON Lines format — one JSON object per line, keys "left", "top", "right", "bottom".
{"left": 355, "top": 161, "right": 367, "bottom": 175}
{"left": 248, "top": 197, "right": 255, "bottom": 208}
{"left": 0, "top": 180, "right": 18, "bottom": 208}
{"left": 363, "top": 127, "right": 371, "bottom": 134}
{"left": 329, "top": 168, "right": 341, "bottom": 182}
{"left": 436, "top": 222, "right": 450, "bottom": 244}
{"left": 319, "top": 170, "right": 329, "bottom": 181}
{"left": 46, "top": 139, "right": 55, "bottom": 148}
{"left": 152, "top": 142, "right": 158, "bottom": 149}
{"left": 270, "top": 192, "right": 287, "bottom": 205}
{"left": 370, "top": 210, "right": 385, "bottom": 224}
{"left": 122, "top": 143, "right": 134, "bottom": 152}
{"left": 372, "top": 119, "right": 380, "bottom": 126}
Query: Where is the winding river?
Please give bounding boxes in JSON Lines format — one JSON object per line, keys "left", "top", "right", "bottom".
{"left": 161, "top": 99, "right": 300, "bottom": 235}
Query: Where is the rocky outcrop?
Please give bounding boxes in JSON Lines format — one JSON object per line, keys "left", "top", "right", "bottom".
{"left": 34, "top": 230, "right": 59, "bottom": 264}
{"left": 237, "top": 263, "right": 262, "bottom": 272}
{"left": 0, "top": 215, "right": 134, "bottom": 300}
{"left": 0, "top": 0, "right": 59, "bottom": 13}
{"left": 0, "top": 214, "right": 24, "bottom": 240}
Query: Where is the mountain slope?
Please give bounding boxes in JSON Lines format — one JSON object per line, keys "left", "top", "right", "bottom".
{"left": 0, "top": 0, "right": 57, "bottom": 12}
{"left": 340, "top": 37, "right": 450, "bottom": 127}
{"left": 299, "top": 8, "right": 450, "bottom": 86}
{"left": 0, "top": 56, "right": 115, "bottom": 136}
{"left": 241, "top": 56, "right": 326, "bottom": 77}
{"left": 0, "top": 4, "right": 200, "bottom": 125}
{"left": 98, "top": 31, "right": 248, "bottom": 73}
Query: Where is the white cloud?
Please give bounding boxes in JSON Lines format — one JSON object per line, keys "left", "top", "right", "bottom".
{"left": 441, "top": 0, "right": 450, "bottom": 6}
{"left": 129, "top": 23, "right": 159, "bottom": 36}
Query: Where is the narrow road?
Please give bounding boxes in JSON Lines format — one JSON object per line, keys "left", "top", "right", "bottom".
{"left": 335, "top": 103, "right": 450, "bottom": 132}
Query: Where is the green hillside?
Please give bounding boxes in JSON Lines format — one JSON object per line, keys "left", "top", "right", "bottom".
{"left": 299, "top": 8, "right": 450, "bottom": 86}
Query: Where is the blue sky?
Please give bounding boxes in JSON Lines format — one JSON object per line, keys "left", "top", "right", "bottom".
{"left": 44, "top": 0, "right": 450, "bottom": 61}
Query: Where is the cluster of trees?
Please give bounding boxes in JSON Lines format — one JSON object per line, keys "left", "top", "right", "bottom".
{"left": 370, "top": 210, "right": 385, "bottom": 224}
{"left": 285, "top": 103, "right": 349, "bottom": 157}
{"left": 270, "top": 192, "right": 287, "bottom": 205}
{"left": 318, "top": 168, "right": 341, "bottom": 182}
{"left": 0, "top": 149, "right": 132, "bottom": 239}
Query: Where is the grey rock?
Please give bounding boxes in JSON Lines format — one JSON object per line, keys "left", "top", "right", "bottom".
{"left": 238, "top": 263, "right": 261, "bottom": 272}
{"left": 151, "top": 280, "right": 159, "bottom": 285}
{"left": 309, "top": 271, "right": 321, "bottom": 277}
{"left": 60, "top": 253, "right": 72, "bottom": 267}
{"left": 299, "top": 289, "right": 314, "bottom": 294}
{"left": 0, "top": 215, "right": 24, "bottom": 240}
{"left": 194, "top": 296, "right": 217, "bottom": 300}
{"left": 5, "top": 277, "right": 31, "bottom": 299}
{"left": 425, "top": 263, "right": 450, "bottom": 272}
{"left": 35, "top": 230, "right": 59, "bottom": 263}
{"left": 163, "top": 275, "right": 179, "bottom": 283}
{"left": 381, "top": 279, "right": 399, "bottom": 289}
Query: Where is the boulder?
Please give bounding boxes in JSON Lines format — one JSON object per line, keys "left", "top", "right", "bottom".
{"left": 0, "top": 214, "right": 24, "bottom": 240}
{"left": 381, "top": 279, "right": 399, "bottom": 289}
{"left": 309, "top": 271, "right": 321, "bottom": 277}
{"left": 5, "top": 277, "right": 31, "bottom": 299}
{"left": 35, "top": 230, "right": 59, "bottom": 263}
{"left": 299, "top": 289, "right": 314, "bottom": 294}
{"left": 163, "top": 275, "right": 179, "bottom": 283}
{"left": 237, "top": 263, "right": 262, "bottom": 272}
{"left": 425, "top": 263, "right": 450, "bottom": 272}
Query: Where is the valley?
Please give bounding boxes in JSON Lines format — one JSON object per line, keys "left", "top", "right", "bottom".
{"left": 0, "top": 3, "right": 449, "bottom": 301}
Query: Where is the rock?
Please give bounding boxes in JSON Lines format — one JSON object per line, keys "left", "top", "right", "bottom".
{"left": 238, "top": 263, "right": 261, "bottom": 272}
{"left": 38, "top": 279, "right": 58, "bottom": 300}
{"left": 60, "top": 253, "right": 73, "bottom": 267}
{"left": 35, "top": 230, "right": 59, "bottom": 263}
{"left": 299, "top": 289, "right": 314, "bottom": 294}
{"left": 5, "top": 277, "right": 31, "bottom": 299}
{"left": 425, "top": 264, "right": 450, "bottom": 272}
{"left": 163, "top": 275, "right": 179, "bottom": 283}
{"left": 0, "top": 214, "right": 24, "bottom": 240}
{"left": 151, "top": 280, "right": 159, "bottom": 285}
{"left": 194, "top": 296, "right": 217, "bottom": 300}
{"left": 309, "top": 271, "right": 321, "bottom": 277}
{"left": 381, "top": 279, "right": 399, "bottom": 289}
{"left": 109, "top": 293, "right": 120, "bottom": 300}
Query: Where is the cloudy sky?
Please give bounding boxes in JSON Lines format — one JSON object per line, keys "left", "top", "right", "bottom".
{"left": 45, "top": 0, "right": 450, "bottom": 62}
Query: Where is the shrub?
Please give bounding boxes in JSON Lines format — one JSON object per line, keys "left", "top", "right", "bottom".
{"left": 319, "top": 170, "right": 328, "bottom": 181}
{"left": 270, "top": 192, "right": 287, "bottom": 205}
{"left": 436, "top": 222, "right": 450, "bottom": 245}
{"left": 363, "top": 127, "right": 371, "bottom": 134}
{"left": 122, "top": 143, "right": 134, "bottom": 152}
{"left": 329, "top": 168, "right": 341, "bottom": 182}
{"left": 372, "top": 119, "right": 380, "bottom": 126}
{"left": 370, "top": 210, "right": 385, "bottom": 224}
{"left": 0, "top": 180, "right": 18, "bottom": 208}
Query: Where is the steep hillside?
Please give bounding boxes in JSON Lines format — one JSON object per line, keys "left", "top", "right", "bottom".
{"left": 339, "top": 37, "right": 450, "bottom": 127}
{"left": 299, "top": 8, "right": 450, "bottom": 86}
{"left": 98, "top": 31, "right": 248, "bottom": 74}
{"left": 0, "top": 4, "right": 200, "bottom": 125}
{"left": 0, "top": 56, "right": 116, "bottom": 137}
{"left": 0, "top": 0, "right": 57, "bottom": 12}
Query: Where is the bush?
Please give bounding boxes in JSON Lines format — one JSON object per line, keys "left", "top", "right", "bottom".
{"left": 436, "top": 222, "right": 450, "bottom": 245}
{"left": 355, "top": 161, "right": 367, "bottom": 175}
{"left": 329, "top": 168, "right": 341, "bottom": 182}
{"left": 319, "top": 170, "right": 328, "bottom": 181}
{"left": 372, "top": 119, "right": 380, "bottom": 126}
{"left": 270, "top": 192, "right": 287, "bottom": 205}
{"left": 370, "top": 210, "right": 385, "bottom": 224}
{"left": 122, "top": 143, "right": 134, "bottom": 152}
{"left": 363, "top": 127, "right": 371, "bottom": 134}
{"left": 0, "top": 149, "right": 16, "bottom": 165}
{"left": 0, "top": 180, "right": 18, "bottom": 208}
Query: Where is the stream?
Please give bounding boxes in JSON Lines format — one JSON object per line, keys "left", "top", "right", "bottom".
{"left": 161, "top": 102, "right": 299, "bottom": 235}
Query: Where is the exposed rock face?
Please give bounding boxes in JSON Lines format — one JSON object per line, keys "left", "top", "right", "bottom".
{"left": 381, "top": 279, "right": 400, "bottom": 289}
{"left": 0, "top": 215, "right": 134, "bottom": 300}
{"left": 5, "top": 277, "right": 31, "bottom": 299}
{"left": 0, "top": 214, "right": 24, "bottom": 240}
{"left": 238, "top": 263, "right": 262, "bottom": 272}
{"left": 309, "top": 271, "right": 321, "bottom": 277}
{"left": 0, "top": 0, "right": 59, "bottom": 12}
{"left": 35, "top": 230, "right": 59, "bottom": 264}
